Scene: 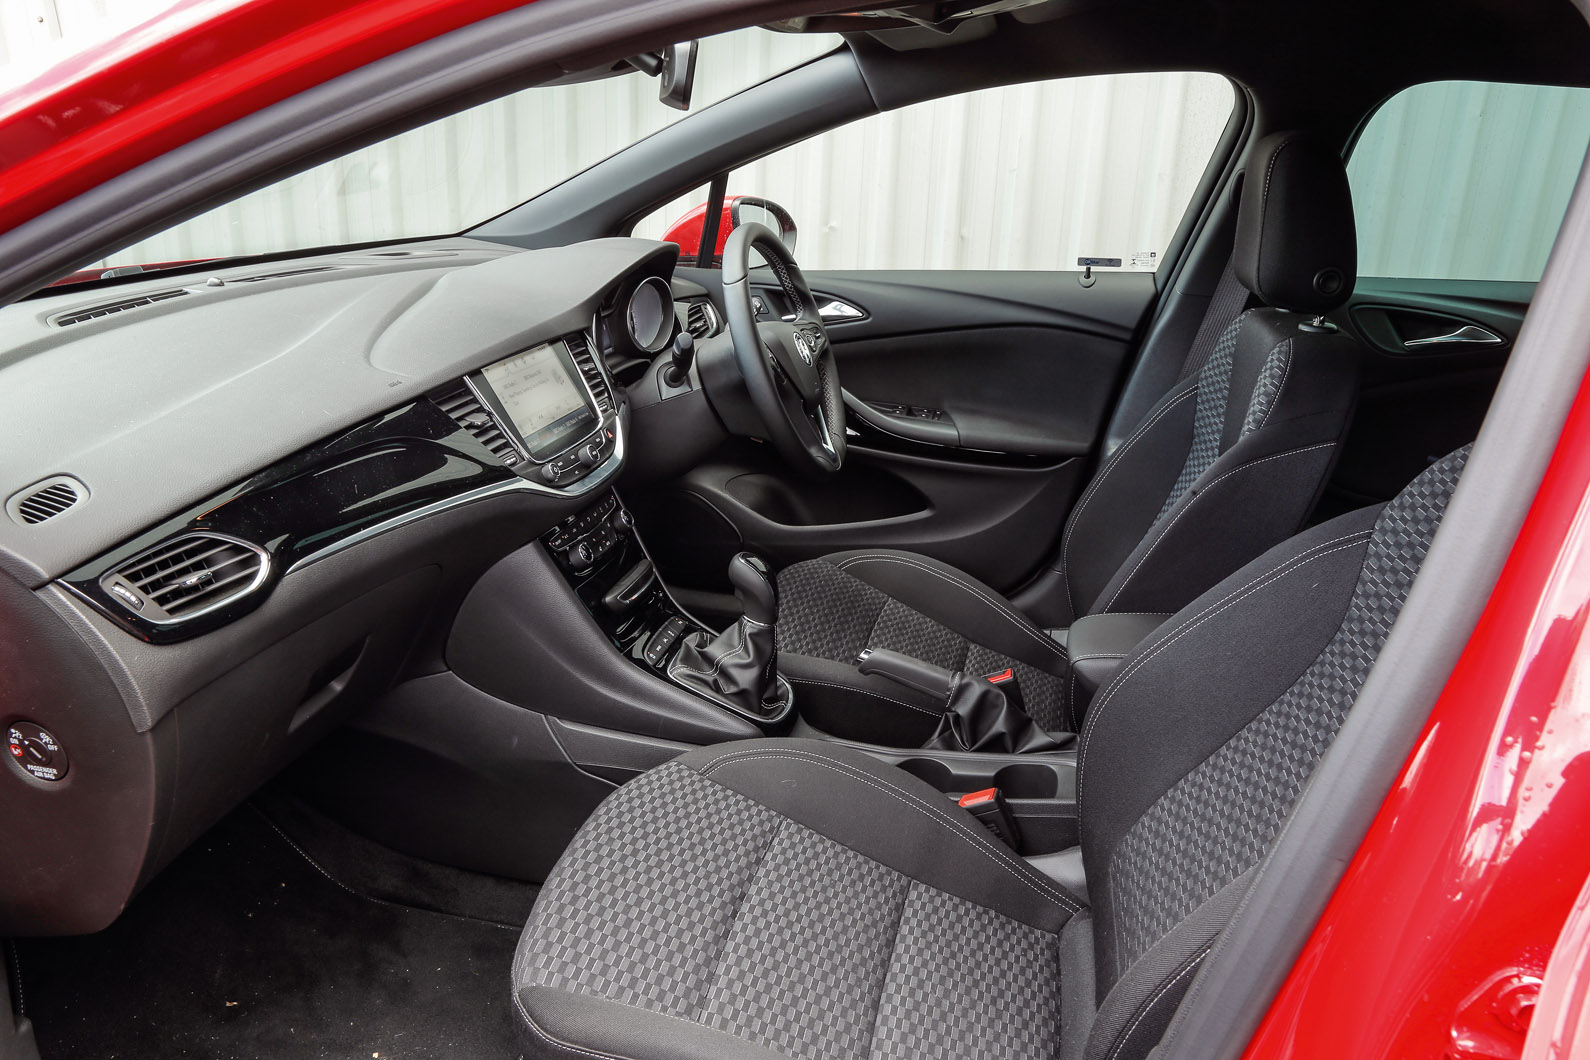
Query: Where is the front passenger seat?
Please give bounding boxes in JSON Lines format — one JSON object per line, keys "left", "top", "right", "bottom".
{"left": 776, "top": 130, "right": 1363, "bottom": 742}
{"left": 510, "top": 446, "right": 1471, "bottom": 1060}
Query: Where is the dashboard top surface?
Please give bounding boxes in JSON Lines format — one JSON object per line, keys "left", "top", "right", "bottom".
{"left": 0, "top": 236, "right": 675, "bottom": 585}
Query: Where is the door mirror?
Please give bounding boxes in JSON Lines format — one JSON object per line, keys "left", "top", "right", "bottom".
{"left": 731, "top": 197, "right": 798, "bottom": 255}
{"left": 660, "top": 196, "right": 799, "bottom": 266}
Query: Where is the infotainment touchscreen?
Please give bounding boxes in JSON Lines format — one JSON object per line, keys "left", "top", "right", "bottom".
{"left": 478, "top": 341, "right": 597, "bottom": 460}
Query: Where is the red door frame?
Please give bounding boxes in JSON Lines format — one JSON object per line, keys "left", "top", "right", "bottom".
{"left": 1243, "top": 367, "right": 1590, "bottom": 1059}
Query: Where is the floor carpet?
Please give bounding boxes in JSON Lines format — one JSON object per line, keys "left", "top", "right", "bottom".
{"left": 11, "top": 799, "right": 538, "bottom": 1060}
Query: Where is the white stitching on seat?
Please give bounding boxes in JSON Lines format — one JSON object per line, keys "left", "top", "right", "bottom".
{"left": 788, "top": 677, "right": 944, "bottom": 716}
{"left": 1105, "top": 945, "right": 1210, "bottom": 1060}
{"left": 834, "top": 554, "right": 1067, "bottom": 663}
{"left": 1076, "top": 530, "right": 1373, "bottom": 814}
{"left": 1099, "top": 442, "right": 1336, "bottom": 613}
{"left": 7, "top": 942, "right": 22, "bottom": 1019}
{"left": 516, "top": 989, "right": 741, "bottom": 1060}
{"left": 697, "top": 748, "right": 1083, "bottom": 914}
{"left": 515, "top": 991, "right": 626, "bottom": 1060}
{"left": 1058, "top": 388, "right": 1199, "bottom": 617}
{"left": 702, "top": 750, "right": 1081, "bottom": 913}
{"left": 1250, "top": 136, "right": 1300, "bottom": 306}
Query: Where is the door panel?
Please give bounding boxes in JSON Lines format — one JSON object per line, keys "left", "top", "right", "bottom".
{"left": 1321, "top": 276, "right": 1530, "bottom": 517}
{"left": 641, "top": 267, "right": 1156, "bottom": 593}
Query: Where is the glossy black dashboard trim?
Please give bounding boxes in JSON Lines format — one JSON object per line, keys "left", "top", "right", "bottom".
{"left": 60, "top": 389, "right": 627, "bottom": 644}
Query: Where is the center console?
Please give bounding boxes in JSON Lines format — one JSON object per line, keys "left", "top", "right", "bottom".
{"left": 539, "top": 490, "right": 794, "bottom": 727}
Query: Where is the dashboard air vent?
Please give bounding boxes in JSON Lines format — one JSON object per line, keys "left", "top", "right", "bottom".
{"left": 100, "top": 533, "right": 269, "bottom": 623}
{"left": 234, "top": 266, "right": 339, "bottom": 283}
{"left": 565, "top": 332, "right": 615, "bottom": 414}
{"left": 436, "top": 387, "right": 523, "bottom": 466}
{"left": 55, "top": 288, "right": 188, "bottom": 326}
{"left": 685, "top": 299, "right": 721, "bottom": 339}
{"left": 6, "top": 476, "right": 86, "bottom": 526}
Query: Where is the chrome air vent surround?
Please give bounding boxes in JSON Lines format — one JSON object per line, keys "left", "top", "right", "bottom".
{"left": 99, "top": 533, "right": 270, "bottom": 624}
{"left": 685, "top": 299, "right": 721, "bottom": 339}
{"left": 436, "top": 386, "right": 523, "bottom": 466}
{"left": 54, "top": 288, "right": 188, "bottom": 326}
{"left": 6, "top": 476, "right": 87, "bottom": 526}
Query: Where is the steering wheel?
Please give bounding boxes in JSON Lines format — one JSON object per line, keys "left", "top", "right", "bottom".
{"left": 721, "top": 222, "right": 846, "bottom": 474}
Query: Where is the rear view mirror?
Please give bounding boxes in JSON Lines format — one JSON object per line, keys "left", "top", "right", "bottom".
{"left": 626, "top": 41, "right": 697, "bottom": 111}
{"left": 658, "top": 41, "right": 697, "bottom": 111}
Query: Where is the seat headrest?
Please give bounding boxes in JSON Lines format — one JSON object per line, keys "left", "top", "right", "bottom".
{"left": 1233, "top": 131, "right": 1357, "bottom": 315}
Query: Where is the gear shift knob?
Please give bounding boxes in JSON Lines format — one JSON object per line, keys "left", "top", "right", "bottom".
{"left": 728, "top": 552, "right": 777, "bottom": 626}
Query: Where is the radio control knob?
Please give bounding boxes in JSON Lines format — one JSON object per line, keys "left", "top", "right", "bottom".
{"left": 540, "top": 463, "right": 560, "bottom": 484}
{"left": 610, "top": 509, "right": 634, "bottom": 533}
{"left": 578, "top": 443, "right": 602, "bottom": 469}
{"left": 570, "top": 542, "right": 596, "bottom": 568}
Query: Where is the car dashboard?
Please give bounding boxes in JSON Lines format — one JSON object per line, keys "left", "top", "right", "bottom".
{"left": 0, "top": 236, "right": 687, "bottom": 935}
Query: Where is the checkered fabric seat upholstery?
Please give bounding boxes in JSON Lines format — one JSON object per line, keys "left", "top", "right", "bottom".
{"left": 773, "top": 131, "right": 1365, "bottom": 745}
{"left": 512, "top": 448, "right": 1469, "bottom": 1060}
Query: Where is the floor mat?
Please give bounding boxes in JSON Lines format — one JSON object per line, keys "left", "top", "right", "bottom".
{"left": 254, "top": 791, "right": 540, "bottom": 929}
{"left": 12, "top": 804, "right": 533, "bottom": 1060}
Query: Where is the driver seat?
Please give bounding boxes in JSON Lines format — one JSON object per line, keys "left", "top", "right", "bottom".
{"left": 777, "top": 131, "right": 1364, "bottom": 742}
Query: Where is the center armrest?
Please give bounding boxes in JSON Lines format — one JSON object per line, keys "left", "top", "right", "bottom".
{"left": 1067, "top": 612, "right": 1172, "bottom": 705}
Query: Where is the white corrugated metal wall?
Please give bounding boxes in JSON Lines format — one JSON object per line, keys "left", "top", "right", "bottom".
{"left": 631, "top": 72, "right": 1235, "bottom": 271}
{"left": 3, "top": 2, "right": 1587, "bottom": 281}
{"left": 1347, "top": 80, "right": 1590, "bottom": 281}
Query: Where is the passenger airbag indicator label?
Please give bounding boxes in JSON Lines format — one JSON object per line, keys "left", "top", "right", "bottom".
{"left": 7, "top": 722, "right": 67, "bottom": 782}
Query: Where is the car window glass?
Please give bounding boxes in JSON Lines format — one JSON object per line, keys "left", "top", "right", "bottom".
{"left": 1348, "top": 80, "right": 1590, "bottom": 282}
{"left": 87, "top": 29, "right": 839, "bottom": 272}
{"left": 635, "top": 71, "right": 1235, "bottom": 271}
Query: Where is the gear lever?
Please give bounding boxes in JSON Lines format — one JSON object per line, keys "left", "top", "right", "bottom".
{"left": 668, "top": 553, "right": 789, "bottom": 718}
{"left": 728, "top": 552, "right": 777, "bottom": 624}
{"left": 663, "top": 332, "right": 695, "bottom": 387}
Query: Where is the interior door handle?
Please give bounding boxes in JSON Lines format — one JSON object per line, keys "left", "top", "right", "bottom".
{"left": 818, "top": 299, "right": 864, "bottom": 322}
{"left": 1403, "top": 324, "right": 1504, "bottom": 349}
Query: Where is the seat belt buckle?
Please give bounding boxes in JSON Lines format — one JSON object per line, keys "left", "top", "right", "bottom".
{"left": 958, "top": 787, "right": 1023, "bottom": 850}
{"left": 982, "top": 667, "right": 1025, "bottom": 713}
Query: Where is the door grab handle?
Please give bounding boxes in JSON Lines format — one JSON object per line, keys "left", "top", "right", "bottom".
{"left": 1403, "top": 324, "right": 1503, "bottom": 349}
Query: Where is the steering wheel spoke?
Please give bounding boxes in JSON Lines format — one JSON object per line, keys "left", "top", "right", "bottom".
{"left": 720, "top": 222, "right": 846, "bottom": 475}
{"left": 768, "top": 357, "right": 837, "bottom": 463}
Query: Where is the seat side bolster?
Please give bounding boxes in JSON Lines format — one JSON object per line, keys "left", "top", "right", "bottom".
{"left": 823, "top": 549, "right": 1071, "bottom": 674}
{"left": 1080, "top": 870, "right": 1256, "bottom": 1060}
{"left": 1093, "top": 433, "right": 1344, "bottom": 616}
{"left": 1096, "top": 322, "right": 1361, "bottom": 617}
{"left": 679, "top": 738, "right": 1082, "bottom": 933}
{"left": 517, "top": 986, "right": 792, "bottom": 1060}
{"left": 1059, "top": 384, "right": 1200, "bottom": 620}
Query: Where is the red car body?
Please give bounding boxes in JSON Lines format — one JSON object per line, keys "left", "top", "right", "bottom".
{"left": 2, "top": 4, "right": 1587, "bottom": 1058}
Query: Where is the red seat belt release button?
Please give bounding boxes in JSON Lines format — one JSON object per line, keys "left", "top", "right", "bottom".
{"left": 957, "top": 787, "right": 1021, "bottom": 849}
